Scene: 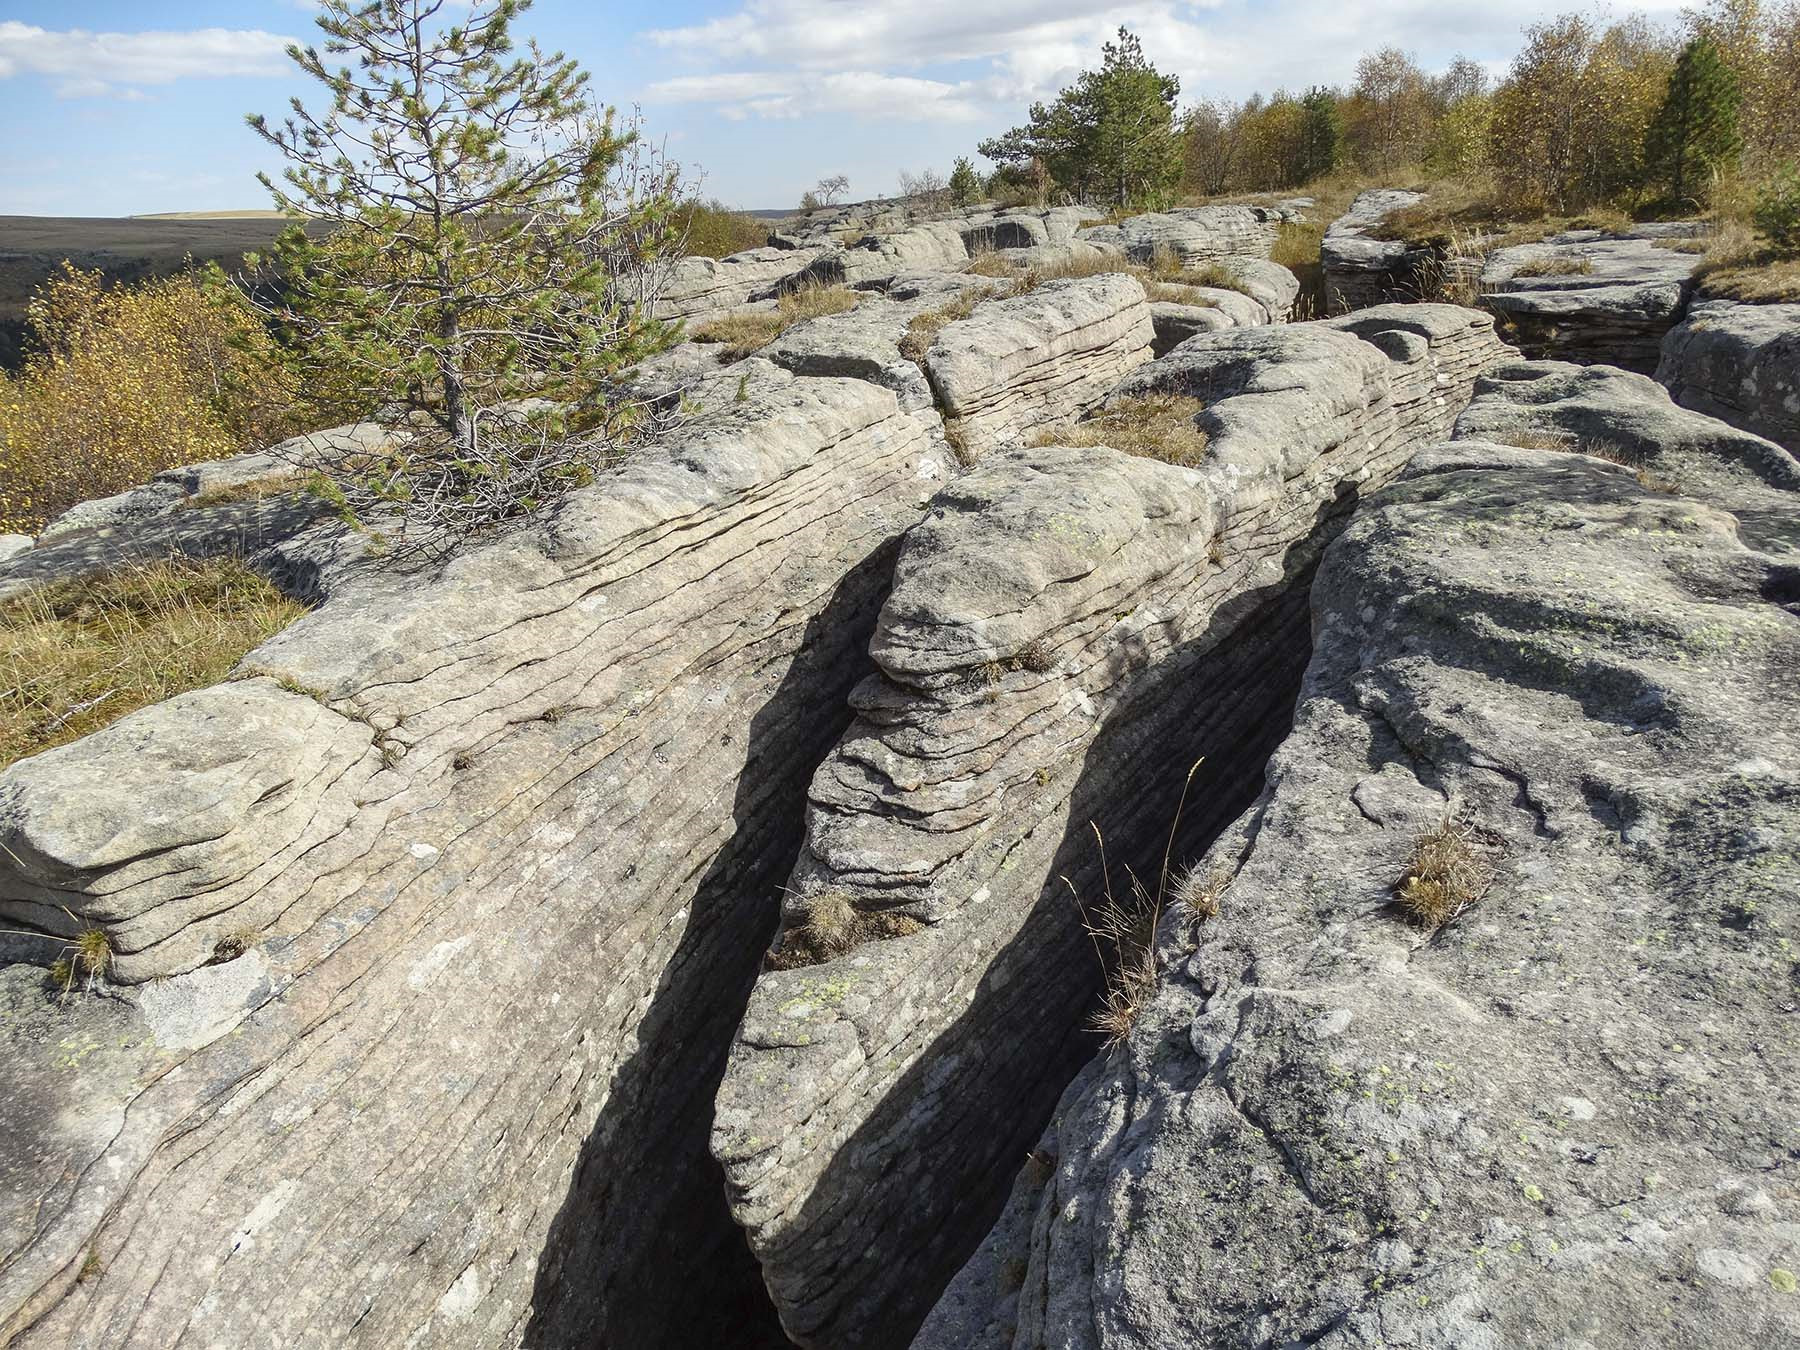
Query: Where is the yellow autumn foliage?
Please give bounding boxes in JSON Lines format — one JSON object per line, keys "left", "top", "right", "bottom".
{"left": 0, "top": 263, "right": 308, "bottom": 535}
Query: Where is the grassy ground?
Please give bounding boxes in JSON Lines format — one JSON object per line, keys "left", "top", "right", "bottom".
{"left": 689, "top": 284, "right": 861, "bottom": 360}
{"left": 0, "top": 555, "right": 306, "bottom": 769}
{"left": 1030, "top": 393, "right": 1211, "bottom": 467}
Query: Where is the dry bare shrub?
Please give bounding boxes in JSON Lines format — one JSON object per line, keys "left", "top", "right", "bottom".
{"left": 1029, "top": 393, "right": 1210, "bottom": 467}
{"left": 0, "top": 264, "right": 308, "bottom": 535}
{"left": 690, "top": 284, "right": 860, "bottom": 360}
{"left": 0, "top": 555, "right": 307, "bottom": 769}
{"left": 766, "top": 888, "right": 925, "bottom": 969}
{"left": 1394, "top": 816, "right": 1493, "bottom": 928}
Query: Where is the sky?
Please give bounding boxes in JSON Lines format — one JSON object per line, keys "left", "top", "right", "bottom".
{"left": 0, "top": 0, "right": 1697, "bottom": 217}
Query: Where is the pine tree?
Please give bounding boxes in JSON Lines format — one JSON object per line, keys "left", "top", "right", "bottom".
{"left": 1645, "top": 36, "right": 1743, "bottom": 206}
{"left": 948, "top": 157, "right": 982, "bottom": 207}
{"left": 1296, "top": 87, "right": 1342, "bottom": 183}
{"left": 978, "top": 28, "right": 1181, "bottom": 207}
{"left": 243, "top": 0, "right": 683, "bottom": 551}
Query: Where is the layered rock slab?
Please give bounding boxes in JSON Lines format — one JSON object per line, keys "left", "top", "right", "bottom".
{"left": 654, "top": 245, "right": 822, "bottom": 324}
{"left": 712, "top": 306, "right": 1515, "bottom": 1349}
{"left": 1479, "top": 225, "right": 1705, "bottom": 372}
{"left": 1076, "top": 206, "right": 1283, "bottom": 266}
{"left": 1321, "top": 187, "right": 1431, "bottom": 312}
{"left": 0, "top": 366, "right": 943, "bottom": 1349}
{"left": 917, "top": 427, "right": 1800, "bottom": 1349}
{"left": 1657, "top": 298, "right": 1800, "bottom": 454}
{"left": 922, "top": 274, "right": 1155, "bottom": 457}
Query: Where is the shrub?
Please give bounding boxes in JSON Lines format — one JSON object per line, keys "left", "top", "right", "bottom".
{"left": 0, "top": 555, "right": 307, "bottom": 769}
{"left": 1752, "top": 162, "right": 1800, "bottom": 252}
{"left": 677, "top": 198, "right": 770, "bottom": 258}
{"left": 689, "top": 284, "right": 860, "bottom": 360}
{"left": 0, "top": 264, "right": 305, "bottom": 535}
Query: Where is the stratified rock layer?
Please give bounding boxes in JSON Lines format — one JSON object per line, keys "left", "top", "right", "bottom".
{"left": 1321, "top": 188, "right": 1429, "bottom": 312}
{"left": 1077, "top": 206, "right": 1284, "bottom": 266}
{"left": 923, "top": 274, "right": 1155, "bottom": 456}
{"left": 1479, "top": 225, "right": 1705, "bottom": 372}
{"left": 0, "top": 365, "right": 942, "bottom": 1349}
{"left": 1657, "top": 298, "right": 1800, "bottom": 453}
{"left": 916, "top": 414, "right": 1800, "bottom": 1349}
{"left": 712, "top": 305, "right": 1515, "bottom": 1350}
{"left": 654, "top": 245, "right": 820, "bottom": 323}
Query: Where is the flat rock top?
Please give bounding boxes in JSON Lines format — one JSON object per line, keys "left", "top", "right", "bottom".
{"left": 1481, "top": 230, "right": 1705, "bottom": 317}
{"left": 1322, "top": 188, "right": 1428, "bottom": 268}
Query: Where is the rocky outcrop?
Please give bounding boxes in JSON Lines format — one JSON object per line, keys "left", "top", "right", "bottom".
{"left": 792, "top": 224, "right": 971, "bottom": 291}
{"left": 916, "top": 405, "right": 1800, "bottom": 1349}
{"left": 655, "top": 245, "right": 820, "bottom": 323}
{"left": 1454, "top": 357, "right": 1800, "bottom": 513}
{"left": 1077, "top": 206, "right": 1282, "bottom": 267}
{"left": 1479, "top": 225, "right": 1706, "bottom": 372}
{"left": 922, "top": 274, "right": 1155, "bottom": 456}
{"left": 1657, "top": 298, "right": 1800, "bottom": 453}
{"left": 712, "top": 305, "right": 1515, "bottom": 1350}
{"left": 0, "top": 364, "right": 944, "bottom": 1349}
{"left": 1321, "top": 188, "right": 1430, "bottom": 312}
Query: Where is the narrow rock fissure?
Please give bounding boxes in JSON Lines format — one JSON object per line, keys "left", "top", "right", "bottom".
{"left": 521, "top": 544, "right": 910, "bottom": 1350}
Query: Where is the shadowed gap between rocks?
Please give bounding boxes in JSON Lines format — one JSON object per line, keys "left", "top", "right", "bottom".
{"left": 766, "top": 520, "right": 1343, "bottom": 1350}
{"left": 521, "top": 541, "right": 908, "bottom": 1350}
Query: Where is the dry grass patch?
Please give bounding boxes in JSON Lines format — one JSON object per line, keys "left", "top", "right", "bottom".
{"left": 182, "top": 474, "right": 311, "bottom": 510}
{"left": 963, "top": 249, "right": 1019, "bottom": 277}
{"left": 899, "top": 287, "right": 987, "bottom": 364}
{"left": 690, "top": 284, "right": 859, "bottom": 361}
{"left": 766, "top": 888, "right": 925, "bottom": 969}
{"left": 0, "top": 555, "right": 306, "bottom": 770}
{"left": 1029, "top": 393, "right": 1210, "bottom": 468}
{"left": 1694, "top": 219, "right": 1800, "bottom": 303}
{"left": 1510, "top": 255, "right": 1595, "bottom": 278}
{"left": 1143, "top": 280, "right": 1222, "bottom": 306}
{"left": 1394, "top": 816, "right": 1493, "bottom": 929}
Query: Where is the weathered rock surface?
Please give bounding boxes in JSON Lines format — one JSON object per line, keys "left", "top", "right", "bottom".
{"left": 793, "top": 224, "right": 971, "bottom": 290}
{"left": 922, "top": 274, "right": 1155, "bottom": 456}
{"left": 0, "top": 535, "right": 32, "bottom": 564}
{"left": 1479, "top": 226, "right": 1706, "bottom": 372}
{"left": 1454, "top": 357, "right": 1800, "bottom": 523}
{"left": 712, "top": 305, "right": 1515, "bottom": 1349}
{"left": 655, "top": 245, "right": 821, "bottom": 323}
{"left": 918, "top": 416, "right": 1800, "bottom": 1349}
{"left": 0, "top": 365, "right": 945, "bottom": 1349}
{"left": 1321, "top": 188, "right": 1431, "bottom": 313}
{"left": 1658, "top": 298, "right": 1800, "bottom": 453}
{"left": 1077, "top": 206, "right": 1283, "bottom": 266}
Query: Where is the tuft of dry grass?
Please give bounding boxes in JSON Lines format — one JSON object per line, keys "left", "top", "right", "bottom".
{"left": 182, "top": 474, "right": 310, "bottom": 510}
{"left": 766, "top": 888, "right": 925, "bottom": 969}
{"left": 1029, "top": 393, "right": 1210, "bottom": 468}
{"left": 1142, "top": 280, "right": 1222, "bottom": 306}
{"left": 1066, "top": 759, "right": 1204, "bottom": 1047}
{"left": 1694, "top": 219, "right": 1800, "bottom": 302}
{"left": 963, "top": 249, "right": 1020, "bottom": 277}
{"left": 0, "top": 555, "right": 306, "bottom": 770}
{"left": 900, "top": 287, "right": 988, "bottom": 364}
{"left": 1394, "top": 816, "right": 1492, "bottom": 929}
{"left": 689, "top": 284, "right": 860, "bottom": 360}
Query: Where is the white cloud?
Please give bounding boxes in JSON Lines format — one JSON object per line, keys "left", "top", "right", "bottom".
{"left": 648, "top": 69, "right": 990, "bottom": 122}
{"left": 0, "top": 22, "right": 297, "bottom": 98}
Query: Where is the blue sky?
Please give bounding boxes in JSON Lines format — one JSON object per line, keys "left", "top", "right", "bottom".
{"left": 0, "top": 0, "right": 1693, "bottom": 217}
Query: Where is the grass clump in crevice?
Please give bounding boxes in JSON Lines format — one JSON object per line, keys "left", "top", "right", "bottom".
{"left": 1029, "top": 393, "right": 1210, "bottom": 468}
{"left": 1066, "top": 759, "right": 1203, "bottom": 1048}
{"left": 0, "top": 555, "right": 307, "bottom": 770}
{"left": 1394, "top": 815, "right": 1493, "bottom": 930}
{"left": 766, "top": 888, "right": 925, "bottom": 970}
{"left": 900, "top": 288, "right": 988, "bottom": 364}
{"left": 689, "top": 284, "right": 860, "bottom": 361}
